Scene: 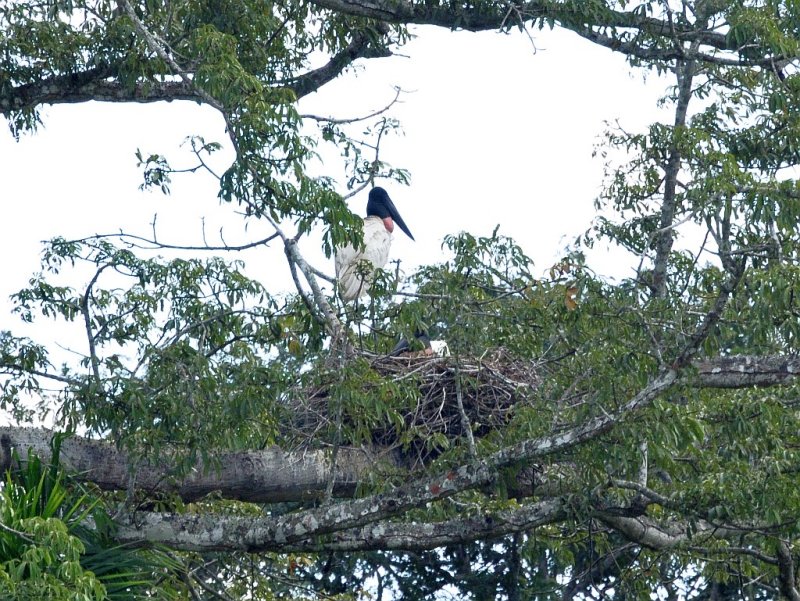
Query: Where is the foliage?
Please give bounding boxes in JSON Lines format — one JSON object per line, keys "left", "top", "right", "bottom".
{"left": 0, "top": 440, "right": 184, "bottom": 600}
{"left": 3, "top": 238, "right": 297, "bottom": 468}
{"left": 5, "top": 0, "right": 800, "bottom": 599}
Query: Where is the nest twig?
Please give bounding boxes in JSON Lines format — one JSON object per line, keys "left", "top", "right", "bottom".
{"left": 291, "top": 348, "right": 542, "bottom": 468}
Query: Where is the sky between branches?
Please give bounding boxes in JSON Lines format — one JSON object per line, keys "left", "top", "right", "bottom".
{"left": 0, "top": 25, "right": 669, "bottom": 343}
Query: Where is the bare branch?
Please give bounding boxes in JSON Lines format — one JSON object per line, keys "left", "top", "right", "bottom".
{"left": 74, "top": 232, "right": 280, "bottom": 253}
{"left": 0, "top": 366, "right": 82, "bottom": 386}
{"left": 300, "top": 87, "right": 403, "bottom": 124}
{"left": 283, "top": 234, "right": 345, "bottom": 340}
{"left": 289, "top": 27, "right": 393, "bottom": 99}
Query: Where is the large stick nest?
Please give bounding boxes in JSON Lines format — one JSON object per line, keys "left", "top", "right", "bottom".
{"left": 293, "top": 348, "right": 542, "bottom": 468}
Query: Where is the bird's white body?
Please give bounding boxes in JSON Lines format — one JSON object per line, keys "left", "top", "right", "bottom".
{"left": 430, "top": 340, "right": 451, "bottom": 357}
{"left": 335, "top": 216, "right": 392, "bottom": 301}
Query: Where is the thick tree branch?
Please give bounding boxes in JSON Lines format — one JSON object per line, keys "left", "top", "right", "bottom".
{"left": 115, "top": 478, "right": 800, "bottom": 555}
{"left": 694, "top": 356, "right": 800, "bottom": 388}
{"left": 289, "top": 28, "right": 392, "bottom": 99}
{"left": 114, "top": 458, "right": 504, "bottom": 550}
{"left": 304, "top": 0, "right": 684, "bottom": 36}
{"left": 305, "top": 0, "right": 513, "bottom": 30}
{"left": 6, "top": 341, "right": 800, "bottom": 554}
{"left": 115, "top": 496, "right": 567, "bottom": 552}
{"left": 595, "top": 512, "right": 735, "bottom": 550}
{"left": 571, "top": 26, "right": 790, "bottom": 67}
{"left": 0, "top": 426, "right": 370, "bottom": 502}
{"left": 2, "top": 357, "right": 797, "bottom": 502}
{"left": 120, "top": 0, "right": 223, "bottom": 112}
{"left": 651, "top": 45, "right": 699, "bottom": 299}
{"left": 777, "top": 541, "right": 800, "bottom": 601}
{"left": 492, "top": 368, "right": 677, "bottom": 466}
{"left": 304, "top": 0, "right": 767, "bottom": 61}
{"left": 4, "top": 1, "right": 790, "bottom": 129}
{"left": 2, "top": 426, "right": 579, "bottom": 502}
{"left": 0, "top": 77, "right": 202, "bottom": 115}
{"left": 1, "top": 19, "right": 388, "bottom": 119}
{"left": 8, "top": 372, "right": 663, "bottom": 550}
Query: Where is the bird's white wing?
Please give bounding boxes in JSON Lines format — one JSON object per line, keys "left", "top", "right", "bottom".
{"left": 334, "top": 243, "right": 365, "bottom": 301}
{"left": 361, "top": 216, "right": 392, "bottom": 270}
{"left": 335, "top": 216, "right": 392, "bottom": 301}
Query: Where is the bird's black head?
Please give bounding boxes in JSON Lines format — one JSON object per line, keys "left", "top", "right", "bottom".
{"left": 366, "top": 187, "right": 414, "bottom": 241}
{"left": 389, "top": 330, "right": 431, "bottom": 356}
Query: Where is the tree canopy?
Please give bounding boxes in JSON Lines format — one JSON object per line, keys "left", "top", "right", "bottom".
{"left": 4, "top": 0, "right": 800, "bottom": 599}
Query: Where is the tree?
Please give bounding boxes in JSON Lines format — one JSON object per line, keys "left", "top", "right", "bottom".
{"left": 3, "top": 0, "right": 800, "bottom": 598}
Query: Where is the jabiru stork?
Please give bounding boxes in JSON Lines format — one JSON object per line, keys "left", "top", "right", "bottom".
{"left": 390, "top": 331, "right": 451, "bottom": 357}
{"left": 335, "top": 187, "right": 414, "bottom": 301}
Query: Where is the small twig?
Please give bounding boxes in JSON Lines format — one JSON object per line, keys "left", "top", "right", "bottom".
{"left": 0, "top": 365, "right": 82, "bottom": 386}
{"left": 301, "top": 87, "right": 403, "bottom": 125}
{"left": 0, "top": 520, "right": 36, "bottom": 544}
{"left": 387, "top": 357, "right": 447, "bottom": 382}
{"left": 74, "top": 231, "right": 279, "bottom": 252}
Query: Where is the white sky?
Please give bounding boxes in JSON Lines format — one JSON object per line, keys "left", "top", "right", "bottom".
{"left": 0, "top": 25, "right": 670, "bottom": 343}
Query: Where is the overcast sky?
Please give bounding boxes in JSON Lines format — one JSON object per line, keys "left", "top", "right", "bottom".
{"left": 1, "top": 25, "right": 670, "bottom": 336}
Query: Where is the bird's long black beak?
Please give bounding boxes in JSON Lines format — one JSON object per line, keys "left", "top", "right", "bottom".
{"left": 385, "top": 196, "right": 414, "bottom": 241}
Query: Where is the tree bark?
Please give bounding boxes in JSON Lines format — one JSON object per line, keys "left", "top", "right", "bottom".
{"left": 0, "top": 26, "right": 390, "bottom": 118}
{"left": 693, "top": 355, "right": 800, "bottom": 388}
{"left": 650, "top": 53, "right": 697, "bottom": 299}
{"left": 0, "top": 427, "right": 371, "bottom": 502}
{"left": 113, "top": 497, "right": 567, "bottom": 552}
{"left": 3, "top": 356, "right": 798, "bottom": 503}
